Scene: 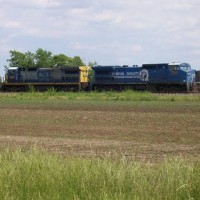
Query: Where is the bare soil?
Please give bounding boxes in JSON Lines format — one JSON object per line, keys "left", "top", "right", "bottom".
{"left": 0, "top": 102, "right": 200, "bottom": 162}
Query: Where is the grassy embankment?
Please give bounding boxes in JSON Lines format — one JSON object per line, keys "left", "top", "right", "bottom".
{"left": 1, "top": 90, "right": 200, "bottom": 102}
{"left": 0, "top": 149, "right": 199, "bottom": 200}
{"left": 0, "top": 90, "right": 200, "bottom": 111}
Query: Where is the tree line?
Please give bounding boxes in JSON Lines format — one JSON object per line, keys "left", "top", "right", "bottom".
{"left": 6, "top": 48, "right": 97, "bottom": 69}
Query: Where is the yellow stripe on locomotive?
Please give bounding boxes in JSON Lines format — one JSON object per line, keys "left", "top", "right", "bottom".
{"left": 79, "top": 66, "right": 91, "bottom": 83}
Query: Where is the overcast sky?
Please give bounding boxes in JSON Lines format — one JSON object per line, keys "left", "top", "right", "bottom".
{"left": 0, "top": 0, "right": 200, "bottom": 76}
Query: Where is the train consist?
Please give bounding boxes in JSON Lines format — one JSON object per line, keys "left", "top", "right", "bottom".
{"left": 0, "top": 62, "right": 200, "bottom": 92}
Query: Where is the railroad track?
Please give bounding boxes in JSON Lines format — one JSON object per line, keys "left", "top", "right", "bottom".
{"left": 153, "top": 92, "right": 200, "bottom": 95}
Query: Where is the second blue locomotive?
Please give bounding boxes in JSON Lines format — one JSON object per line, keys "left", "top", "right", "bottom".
{"left": 92, "top": 62, "right": 196, "bottom": 92}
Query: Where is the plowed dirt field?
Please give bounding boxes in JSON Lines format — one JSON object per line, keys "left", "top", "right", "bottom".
{"left": 0, "top": 101, "right": 199, "bottom": 162}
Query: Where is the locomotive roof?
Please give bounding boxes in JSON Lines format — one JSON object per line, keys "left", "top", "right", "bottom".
{"left": 93, "top": 65, "right": 121, "bottom": 68}
{"left": 142, "top": 62, "right": 190, "bottom": 65}
{"left": 8, "top": 66, "right": 87, "bottom": 71}
{"left": 92, "top": 65, "right": 140, "bottom": 70}
{"left": 168, "top": 62, "right": 182, "bottom": 65}
{"left": 92, "top": 66, "right": 120, "bottom": 70}
{"left": 8, "top": 67, "right": 18, "bottom": 70}
{"left": 168, "top": 62, "right": 190, "bottom": 66}
{"left": 59, "top": 66, "right": 80, "bottom": 71}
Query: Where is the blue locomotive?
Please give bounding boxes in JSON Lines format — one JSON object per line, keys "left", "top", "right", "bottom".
{"left": 142, "top": 62, "right": 196, "bottom": 91}
{"left": 92, "top": 62, "right": 196, "bottom": 92}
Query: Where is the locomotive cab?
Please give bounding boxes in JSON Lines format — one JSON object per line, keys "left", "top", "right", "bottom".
{"left": 141, "top": 62, "right": 196, "bottom": 92}
{"left": 168, "top": 63, "right": 196, "bottom": 91}
{"left": 6, "top": 67, "right": 19, "bottom": 82}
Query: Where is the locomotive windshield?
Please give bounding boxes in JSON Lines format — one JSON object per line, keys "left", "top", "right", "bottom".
{"left": 8, "top": 70, "right": 16, "bottom": 75}
{"left": 180, "top": 65, "right": 191, "bottom": 72}
{"left": 169, "top": 63, "right": 191, "bottom": 72}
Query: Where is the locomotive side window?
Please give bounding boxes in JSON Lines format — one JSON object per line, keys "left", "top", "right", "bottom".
{"left": 169, "top": 65, "right": 179, "bottom": 74}
{"left": 169, "top": 65, "right": 179, "bottom": 72}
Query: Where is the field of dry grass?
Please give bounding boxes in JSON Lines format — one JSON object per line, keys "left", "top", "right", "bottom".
{"left": 0, "top": 95, "right": 199, "bottom": 163}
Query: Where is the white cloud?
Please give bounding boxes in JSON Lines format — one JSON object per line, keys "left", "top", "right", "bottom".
{"left": 69, "top": 42, "right": 143, "bottom": 58}
{"left": 165, "top": 0, "right": 195, "bottom": 10}
{"left": 0, "top": 0, "right": 61, "bottom": 8}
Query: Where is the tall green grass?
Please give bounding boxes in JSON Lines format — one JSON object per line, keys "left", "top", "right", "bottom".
{"left": 1, "top": 90, "right": 200, "bottom": 102}
{"left": 0, "top": 149, "right": 199, "bottom": 200}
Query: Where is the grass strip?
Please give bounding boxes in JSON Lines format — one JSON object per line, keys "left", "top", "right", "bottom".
{"left": 0, "top": 90, "right": 200, "bottom": 102}
{"left": 0, "top": 149, "right": 199, "bottom": 200}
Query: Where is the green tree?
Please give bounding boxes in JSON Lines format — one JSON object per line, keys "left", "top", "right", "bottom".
{"left": 71, "top": 56, "right": 85, "bottom": 66}
{"left": 6, "top": 49, "right": 86, "bottom": 69}
{"left": 52, "top": 54, "right": 72, "bottom": 67}
{"left": 7, "top": 50, "right": 27, "bottom": 67}
{"left": 24, "top": 51, "right": 36, "bottom": 67}
{"left": 35, "top": 48, "right": 53, "bottom": 67}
